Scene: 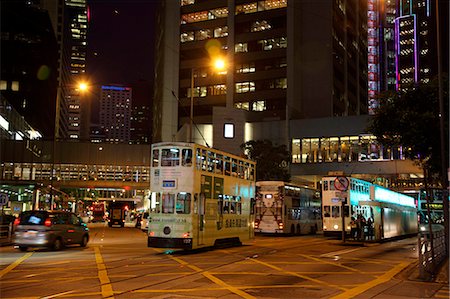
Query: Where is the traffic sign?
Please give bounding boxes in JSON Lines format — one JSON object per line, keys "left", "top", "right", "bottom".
{"left": 334, "top": 176, "right": 350, "bottom": 191}
{"left": 0, "top": 193, "right": 9, "bottom": 207}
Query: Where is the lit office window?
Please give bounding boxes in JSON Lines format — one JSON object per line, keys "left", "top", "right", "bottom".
{"left": 271, "top": 78, "right": 287, "bottom": 89}
{"left": 263, "top": 0, "right": 287, "bottom": 10}
{"left": 214, "top": 26, "right": 228, "bottom": 38}
{"left": 195, "top": 29, "right": 211, "bottom": 41}
{"left": 209, "top": 7, "right": 228, "bottom": 19}
{"left": 236, "top": 63, "right": 255, "bottom": 73}
{"left": 236, "top": 2, "right": 257, "bottom": 14}
{"left": 251, "top": 20, "right": 272, "bottom": 32}
{"left": 235, "top": 102, "right": 250, "bottom": 111}
{"left": 211, "top": 84, "right": 226, "bottom": 95}
{"left": 0, "top": 80, "right": 6, "bottom": 90}
{"left": 181, "top": 0, "right": 194, "bottom": 6}
{"left": 259, "top": 37, "right": 287, "bottom": 51}
{"left": 252, "top": 101, "right": 266, "bottom": 111}
{"left": 235, "top": 43, "right": 248, "bottom": 53}
{"left": 181, "top": 11, "right": 208, "bottom": 23}
{"left": 235, "top": 82, "right": 255, "bottom": 93}
{"left": 12, "top": 81, "right": 19, "bottom": 91}
{"left": 181, "top": 31, "right": 194, "bottom": 43}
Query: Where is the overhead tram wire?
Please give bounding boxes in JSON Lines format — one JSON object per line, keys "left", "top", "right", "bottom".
{"left": 171, "top": 90, "right": 211, "bottom": 148}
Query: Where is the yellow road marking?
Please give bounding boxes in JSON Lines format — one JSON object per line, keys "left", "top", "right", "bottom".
{"left": 250, "top": 258, "right": 348, "bottom": 291}
{"left": 169, "top": 256, "right": 256, "bottom": 299}
{"left": 330, "top": 261, "right": 410, "bottom": 299}
{"left": 299, "top": 254, "right": 376, "bottom": 277}
{"left": 0, "top": 252, "right": 33, "bottom": 278}
{"left": 94, "top": 246, "right": 114, "bottom": 298}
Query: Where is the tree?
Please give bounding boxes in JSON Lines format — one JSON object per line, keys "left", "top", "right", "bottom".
{"left": 367, "top": 79, "right": 448, "bottom": 185}
{"left": 241, "top": 140, "right": 290, "bottom": 182}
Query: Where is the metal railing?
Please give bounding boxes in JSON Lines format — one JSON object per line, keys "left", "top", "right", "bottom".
{"left": 418, "top": 229, "right": 447, "bottom": 280}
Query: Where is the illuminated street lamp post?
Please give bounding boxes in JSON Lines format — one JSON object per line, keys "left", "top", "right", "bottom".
{"left": 50, "top": 81, "right": 89, "bottom": 209}
{"left": 189, "top": 58, "right": 226, "bottom": 143}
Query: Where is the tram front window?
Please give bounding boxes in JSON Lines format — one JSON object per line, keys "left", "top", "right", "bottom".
{"left": 332, "top": 206, "right": 340, "bottom": 218}
{"left": 161, "top": 148, "right": 180, "bottom": 166}
{"left": 176, "top": 193, "right": 191, "bottom": 214}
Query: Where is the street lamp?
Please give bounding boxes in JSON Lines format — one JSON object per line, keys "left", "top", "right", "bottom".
{"left": 189, "top": 58, "right": 226, "bottom": 143}
{"left": 50, "top": 80, "right": 89, "bottom": 210}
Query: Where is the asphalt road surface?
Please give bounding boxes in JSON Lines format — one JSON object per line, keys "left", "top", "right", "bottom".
{"left": 1, "top": 223, "right": 448, "bottom": 299}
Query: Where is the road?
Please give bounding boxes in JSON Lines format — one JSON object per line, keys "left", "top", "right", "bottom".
{"left": 1, "top": 223, "right": 448, "bottom": 299}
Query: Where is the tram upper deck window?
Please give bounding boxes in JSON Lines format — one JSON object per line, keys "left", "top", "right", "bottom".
{"left": 152, "top": 149, "right": 159, "bottom": 167}
{"left": 324, "top": 206, "right": 330, "bottom": 217}
{"left": 181, "top": 149, "right": 193, "bottom": 166}
{"left": 176, "top": 192, "right": 191, "bottom": 214}
{"left": 161, "top": 148, "right": 180, "bottom": 166}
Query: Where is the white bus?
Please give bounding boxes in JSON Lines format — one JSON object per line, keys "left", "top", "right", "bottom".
{"left": 255, "top": 181, "right": 321, "bottom": 234}
{"left": 321, "top": 176, "right": 418, "bottom": 240}
{"left": 147, "top": 142, "right": 256, "bottom": 250}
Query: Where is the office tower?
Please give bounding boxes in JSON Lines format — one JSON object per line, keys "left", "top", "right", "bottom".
{"left": 130, "top": 80, "right": 153, "bottom": 144}
{"left": 40, "top": 0, "right": 88, "bottom": 140}
{"left": 99, "top": 85, "right": 132, "bottom": 143}
{"left": 153, "top": 0, "right": 368, "bottom": 154}
{"left": 394, "top": 0, "right": 444, "bottom": 90}
{"left": 0, "top": 0, "right": 58, "bottom": 139}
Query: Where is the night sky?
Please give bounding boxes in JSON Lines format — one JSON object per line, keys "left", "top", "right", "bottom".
{"left": 86, "top": 0, "right": 159, "bottom": 86}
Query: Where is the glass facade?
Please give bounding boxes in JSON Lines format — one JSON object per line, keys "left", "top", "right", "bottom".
{"left": 292, "top": 135, "right": 405, "bottom": 164}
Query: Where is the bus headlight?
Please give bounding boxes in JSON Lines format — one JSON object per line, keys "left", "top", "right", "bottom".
{"left": 346, "top": 225, "right": 351, "bottom": 230}
{"left": 278, "top": 222, "right": 284, "bottom": 229}
{"left": 333, "top": 224, "right": 339, "bottom": 230}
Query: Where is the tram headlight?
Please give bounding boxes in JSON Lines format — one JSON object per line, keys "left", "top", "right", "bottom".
{"left": 182, "top": 232, "right": 190, "bottom": 238}
{"left": 346, "top": 225, "right": 351, "bottom": 230}
{"left": 149, "top": 231, "right": 155, "bottom": 237}
{"left": 333, "top": 224, "right": 339, "bottom": 230}
{"left": 278, "top": 222, "right": 284, "bottom": 229}
{"left": 323, "top": 225, "right": 327, "bottom": 230}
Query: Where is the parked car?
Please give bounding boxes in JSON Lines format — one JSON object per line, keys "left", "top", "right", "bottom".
{"left": 14, "top": 210, "right": 89, "bottom": 251}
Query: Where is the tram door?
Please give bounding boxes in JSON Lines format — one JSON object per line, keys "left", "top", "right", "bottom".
{"left": 197, "top": 193, "right": 205, "bottom": 245}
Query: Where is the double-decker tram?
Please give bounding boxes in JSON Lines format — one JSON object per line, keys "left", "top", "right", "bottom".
{"left": 147, "top": 142, "right": 256, "bottom": 250}
{"left": 255, "top": 181, "right": 322, "bottom": 234}
{"left": 321, "top": 176, "right": 418, "bottom": 240}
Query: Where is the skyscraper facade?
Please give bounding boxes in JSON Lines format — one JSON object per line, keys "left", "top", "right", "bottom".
{"left": 40, "top": 0, "right": 88, "bottom": 140}
{"left": 154, "top": 0, "right": 367, "bottom": 151}
{"left": 99, "top": 85, "right": 132, "bottom": 143}
{"left": 0, "top": 0, "right": 58, "bottom": 139}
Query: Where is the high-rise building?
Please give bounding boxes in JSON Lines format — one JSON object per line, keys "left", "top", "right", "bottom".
{"left": 154, "top": 0, "right": 367, "bottom": 154}
{"left": 99, "top": 85, "right": 132, "bottom": 143}
{"left": 0, "top": 0, "right": 58, "bottom": 139}
{"left": 130, "top": 80, "right": 153, "bottom": 144}
{"left": 40, "top": 0, "right": 88, "bottom": 140}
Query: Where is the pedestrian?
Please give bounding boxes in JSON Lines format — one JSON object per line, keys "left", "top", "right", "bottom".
{"left": 367, "top": 217, "right": 374, "bottom": 240}
{"left": 350, "top": 217, "right": 357, "bottom": 240}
